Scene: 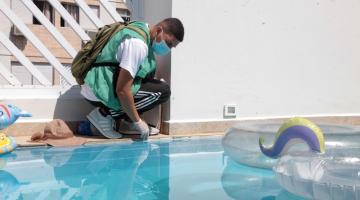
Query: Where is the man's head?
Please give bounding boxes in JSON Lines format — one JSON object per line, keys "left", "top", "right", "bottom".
{"left": 150, "top": 18, "right": 184, "bottom": 55}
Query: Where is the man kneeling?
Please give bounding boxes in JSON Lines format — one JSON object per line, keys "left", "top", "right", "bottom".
{"left": 81, "top": 18, "right": 184, "bottom": 139}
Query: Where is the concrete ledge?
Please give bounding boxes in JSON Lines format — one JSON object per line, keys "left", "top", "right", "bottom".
{"left": 163, "top": 116, "right": 360, "bottom": 135}
{"left": 5, "top": 116, "right": 360, "bottom": 141}
{"left": 14, "top": 132, "right": 224, "bottom": 147}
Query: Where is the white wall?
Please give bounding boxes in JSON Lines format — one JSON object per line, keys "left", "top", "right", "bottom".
{"left": 135, "top": 0, "right": 173, "bottom": 121}
{"left": 169, "top": 0, "right": 360, "bottom": 122}
{"left": 141, "top": 0, "right": 172, "bottom": 85}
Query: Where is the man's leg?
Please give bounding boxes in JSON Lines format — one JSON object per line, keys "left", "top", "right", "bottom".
{"left": 87, "top": 79, "right": 170, "bottom": 136}
{"left": 86, "top": 100, "right": 123, "bottom": 139}
{"left": 109, "top": 78, "right": 171, "bottom": 119}
{"left": 86, "top": 100, "right": 111, "bottom": 116}
{"left": 109, "top": 78, "right": 170, "bottom": 135}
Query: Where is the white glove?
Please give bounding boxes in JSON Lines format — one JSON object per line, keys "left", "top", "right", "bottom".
{"left": 117, "top": 119, "right": 150, "bottom": 139}
{"left": 133, "top": 119, "right": 150, "bottom": 140}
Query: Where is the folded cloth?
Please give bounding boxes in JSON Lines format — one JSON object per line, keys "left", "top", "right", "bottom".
{"left": 30, "top": 119, "right": 87, "bottom": 147}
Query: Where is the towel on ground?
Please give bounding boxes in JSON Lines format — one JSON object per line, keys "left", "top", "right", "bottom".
{"left": 30, "top": 119, "right": 86, "bottom": 147}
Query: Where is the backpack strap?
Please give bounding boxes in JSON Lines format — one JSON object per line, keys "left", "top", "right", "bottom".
{"left": 125, "top": 24, "right": 149, "bottom": 45}
{"left": 93, "top": 23, "right": 149, "bottom": 67}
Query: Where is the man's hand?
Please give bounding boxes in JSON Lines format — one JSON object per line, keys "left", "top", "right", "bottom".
{"left": 117, "top": 118, "right": 150, "bottom": 140}
{"left": 133, "top": 119, "right": 150, "bottom": 139}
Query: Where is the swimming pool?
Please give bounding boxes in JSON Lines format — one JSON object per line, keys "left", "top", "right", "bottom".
{"left": 0, "top": 136, "right": 305, "bottom": 200}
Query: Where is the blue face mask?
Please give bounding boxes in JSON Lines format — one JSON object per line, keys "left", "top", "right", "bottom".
{"left": 152, "top": 34, "right": 171, "bottom": 56}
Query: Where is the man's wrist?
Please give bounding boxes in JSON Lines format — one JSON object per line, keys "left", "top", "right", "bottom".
{"left": 134, "top": 119, "right": 142, "bottom": 124}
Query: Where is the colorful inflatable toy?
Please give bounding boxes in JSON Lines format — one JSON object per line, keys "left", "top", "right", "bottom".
{"left": 0, "top": 104, "right": 30, "bottom": 155}
{"left": 0, "top": 104, "right": 32, "bottom": 130}
{"left": 222, "top": 118, "right": 360, "bottom": 200}
{"left": 259, "top": 117, "right": 325, "bottom": 158}
{"left": 0, "top": 133, "right": 17, "bottom": 155}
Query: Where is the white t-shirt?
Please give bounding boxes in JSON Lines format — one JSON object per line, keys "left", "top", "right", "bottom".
{"left": 81, "top": 37, "right": 148, "bottom": 101}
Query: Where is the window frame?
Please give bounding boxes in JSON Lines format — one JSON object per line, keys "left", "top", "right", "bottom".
{"left": 32, "top": 0, "right": 55, "bottom": 25}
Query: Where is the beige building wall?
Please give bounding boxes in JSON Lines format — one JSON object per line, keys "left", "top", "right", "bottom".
{"left": 0, "top": 0, "right": 129, "bottom": 85}
{"left": 11, "top": 0, "right": 33, "bottom": 24}
{"left": 0, "top": 0, "right": 11, "bottom": 84}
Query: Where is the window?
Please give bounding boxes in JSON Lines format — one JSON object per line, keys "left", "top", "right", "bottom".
{"left": 33, "top": 0, "right": 54, "bottom": 25}
{"left": 89, "top": 5, "right": 100, "bottom": 18}
{"left": 116, "top": 9, "right": 131, "bottom": 22}
{"left": 61, "top": 3, "right": 79, "bottom": 27}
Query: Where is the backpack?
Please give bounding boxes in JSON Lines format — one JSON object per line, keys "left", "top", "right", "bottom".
{"left": 71, "top": 22, "right": 148, "bottom": 85}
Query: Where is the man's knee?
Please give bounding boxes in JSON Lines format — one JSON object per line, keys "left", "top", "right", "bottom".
{"left": 159, "top": 82, "right": 171, "bottom": 102}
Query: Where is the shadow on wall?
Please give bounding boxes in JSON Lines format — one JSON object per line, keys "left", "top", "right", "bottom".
{"left": 52, "top": 85, "right": 162, "bottom": 132}
{"left": 53, "top": 85, "right": 94, "bottom": 121}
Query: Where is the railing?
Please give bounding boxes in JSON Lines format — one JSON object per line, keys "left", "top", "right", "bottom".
{"left": 0, "top": 0, "right": 124, "bottom": 91}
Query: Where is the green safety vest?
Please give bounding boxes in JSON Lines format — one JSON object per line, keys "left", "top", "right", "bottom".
{"left": 84, "top": 22, "right": 156, "bottom": 110}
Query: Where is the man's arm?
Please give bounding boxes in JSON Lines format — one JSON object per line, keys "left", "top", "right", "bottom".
{"left": 115, "top": 68, "right": 140, "bottom": 122}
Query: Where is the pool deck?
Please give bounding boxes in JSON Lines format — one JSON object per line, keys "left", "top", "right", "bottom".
{"left": 7, "top": 115, "right": 360, "bottom": 148}
{"left": 13, "top": 132, "right": 225, "bottom": 147}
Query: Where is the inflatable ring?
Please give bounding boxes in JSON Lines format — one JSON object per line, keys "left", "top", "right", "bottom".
{"left": 222, "top": 118, "right": 360, "bottom": 200}
{"left": 274, "top": 148, "right": 360, "bottom": 200}
{"left": 221, "top": 158, "right": 301, "bottom": 200}
{"left": 0, "top": 133, "right": 17, "bottom": 155}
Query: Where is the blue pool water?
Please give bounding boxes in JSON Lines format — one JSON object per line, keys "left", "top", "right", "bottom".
{"left": 0, "top": 136, "right": 305, "bottom": 200}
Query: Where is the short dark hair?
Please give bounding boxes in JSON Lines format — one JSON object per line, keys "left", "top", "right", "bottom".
{"left": 160, "top": 18, "right": 184, "bottom": 42}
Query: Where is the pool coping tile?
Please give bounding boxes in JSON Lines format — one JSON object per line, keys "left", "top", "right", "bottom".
{"left": 14, "top": 132, "right": 225, "bottom": 148}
